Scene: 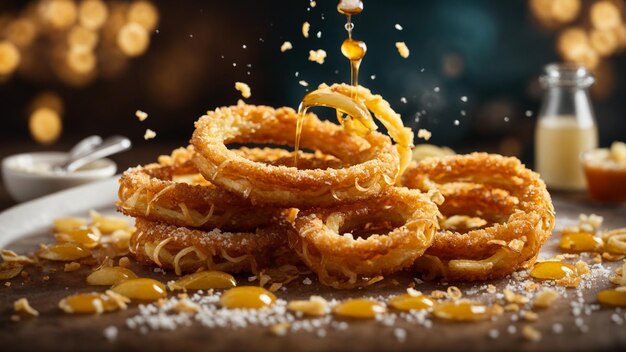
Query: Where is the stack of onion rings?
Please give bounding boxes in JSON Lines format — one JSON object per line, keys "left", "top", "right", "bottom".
{"left": 118, "top": 146, "right": 280, "bottom": 231}
{"left": 402, "top": 153, "right": 555, "bottom": 280}
{"left": 191, "top": 101, "right": 400, "bottom": 207}
{"left": 288, "top": 187, "right": 441, "bottom": 288}
{"left": 121, "top": 88, "right": 556, "bottom": 289}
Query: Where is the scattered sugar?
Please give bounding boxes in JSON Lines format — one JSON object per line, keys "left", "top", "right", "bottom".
{"left": 488, "top": 329, "right": 499, "bottom": 339}
{"left": 394, "top": 24, "right": 403, "bottom": 31}
{"left": 103, "top": 326, "right": 118, "bottom": 341}
{"left": 393, "top": 328, "right": 407, "bottom": 342}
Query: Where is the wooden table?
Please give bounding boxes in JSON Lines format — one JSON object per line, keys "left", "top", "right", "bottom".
{"left": 0, "top": 193, "right": 625, "bottom": 352}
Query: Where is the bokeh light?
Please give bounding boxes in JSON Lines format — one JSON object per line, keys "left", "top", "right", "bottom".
{"left": 0, "top": 0, "right": 158, "bottom": 144}
{"left": 530, "top": 0, "right": 626, "bottom": 77}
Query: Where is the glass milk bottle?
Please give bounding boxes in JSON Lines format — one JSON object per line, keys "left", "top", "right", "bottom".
{"left": 535, "top": 63, "right": 598, "bottom": 191}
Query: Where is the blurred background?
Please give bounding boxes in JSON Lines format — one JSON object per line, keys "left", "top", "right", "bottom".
{"left": 0, "top": 0, "right": 625, "bottom": 205}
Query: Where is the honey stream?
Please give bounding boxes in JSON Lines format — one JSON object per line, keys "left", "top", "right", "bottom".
{"left": 294, "top": 1, "right": 366, "bottom": 166}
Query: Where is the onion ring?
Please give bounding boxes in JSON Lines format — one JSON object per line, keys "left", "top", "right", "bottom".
{"left": 300, "top": 83, "right": 414, "bottom": 177}
{"left": 130, "top": 218, "right": 296, "bottom": 275}
{"left": 288, "top": 187, "right": 441, "bottom": 288}
{"left": 402, "top": 153, "right": 555, "bottom": 280}
{"left": 191, "top": 102, "right": 400, "bottom": 207}
{"left": 117, "top": 146, "right": 280, "bottom": 231}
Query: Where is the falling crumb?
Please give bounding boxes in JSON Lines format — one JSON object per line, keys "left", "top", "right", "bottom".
{"left": 144, "top": 129, "right": 156, "bottom": 140}
{"left": 14, "top": 298, "right": 39, "bottom": 317}
{"left": 308, "top": 49, "right": 327, "bottom": 64}
{"left": 242, "top": 44, "right": 247, "bottom": 49}
{"left": 303, "top": 277, "right": 312, "bottom": 285}
{"left": 310, "top": 1, "right": 317, "bottom": 8}
{"left": 525, "top": 110, "right": 533, "bottom": 117}
{"left": 316, "top": 31, "right": 322, "bottom": 38}
{"left": 280, "top": 41, "right": 293, "bottom": 52}
{"left": 395, "top": 24, "right": 403, "bottom": 31}
{"left": 370, "top": 75, "right": 376, "bottom": 80}
{"left": 533, "top": 289, "right": 559, "bottom": 308}
{"left": 4, "top": 282, "right": 10, "bottom": 287}
{"left": 522, "top": 325, "right": 542, "bottom": 342}
{"left": 299, "top": 80, "right": 309, "bottom": 87}
{"left": 271, "top": 323, "right": 290, "bottom": 336}
{"left": 64, "top": 262, "right": 81, "bottom": 272}
{"left": 287, "top": 296, "right": 327, "bottom": 316}
{"left": 504, "top": 116, "right": 510, "bottom": 122}
{"left": 400, "top": 97, "right": 407, "bottom": 104}
{"left": 235, "top": 82, "right": 252, "bottom": 98}
{"left": 135, "top": 110, "right": 148, "bottom": 121}
{"left": 453, "top": 120, "right": 460, "bottom": 126}
{"left": 522, "top": 311, "right": 539, "bottom": 321}
{"left": 504, "top": 289, "right": 529, "bottom": 304}
{"left": 302, "top": 22, "right": 310, "bottom": 38}
{"left": 505, "top": 303, "right": 520, "bottom": 312}
{"left": 460, "top": 96, "right": 468, "bottom": 102}
{"left": 434, "top": 87, "right": 440, "bottom": 93}
{"left": 395, "top": 42, "right": 410, "bottom": 58}
{"left": 417, "top": 129, "right": 432, "bottom": 141}
{"left": 103, "top": 326, "right": 118, "bottom": 342}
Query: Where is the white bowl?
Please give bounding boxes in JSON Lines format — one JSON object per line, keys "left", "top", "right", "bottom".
{"left": 2, "top": 152, "right": 117, "bottom": 202}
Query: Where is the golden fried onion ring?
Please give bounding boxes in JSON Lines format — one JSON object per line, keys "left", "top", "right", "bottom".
{"left": 130, "top": 218, "right": 296, "bottom": 275}
{"left": 191, "top": 102, "right": 400, "bottom": 207}
{"left": 402, "top": 153, "right": 555, "bottom": 280}
{"left": 301, "top": 83, "right": 415, "bottom": 177}
{"left": 118, "top": 146, "right": 281, "bottom": 231}
{"left": 288, "top": 187, "right": 441, "bottom": 288}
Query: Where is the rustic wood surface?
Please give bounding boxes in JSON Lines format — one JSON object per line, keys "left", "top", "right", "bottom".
{"left": 0, "top": 193, "right": 625, "bottom": 352}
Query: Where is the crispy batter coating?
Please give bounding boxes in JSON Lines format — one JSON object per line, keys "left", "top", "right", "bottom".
{"left": 130, "top": 217, "right": 296, "bottom": 275}
{"left": 118, "top": 146, "right": 280, "bottom": 231}
{"left": 289, "top": 187, "right": 440, "bottom": 288}
{"left": 402, "top": 153, "right": 555, "bottom": 280}
{"left": 323, "top": 83, "right": 415, "bottom": 177}
{"left": 191, "top": 102, "right": 400, "bottom": 208}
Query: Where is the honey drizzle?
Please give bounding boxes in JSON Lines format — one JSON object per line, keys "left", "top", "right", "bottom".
{"left": 294, "top": 1, "right": 365, "bottom": 166}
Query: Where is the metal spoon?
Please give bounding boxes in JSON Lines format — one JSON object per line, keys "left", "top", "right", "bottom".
{"left": 67, "top": 135, "right": 103, "bottom": 161}
{"left": 57, "top": 135, "right": 132, "bottom": 173}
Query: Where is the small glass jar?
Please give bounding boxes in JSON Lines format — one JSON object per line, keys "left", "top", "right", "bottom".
{"left": 535, "top": 63, "right": 598, "bottom": 191}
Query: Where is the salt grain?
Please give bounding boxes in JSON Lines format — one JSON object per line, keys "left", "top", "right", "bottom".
{"left": 103, "top": 326, "right": 118, "bottom": 341}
